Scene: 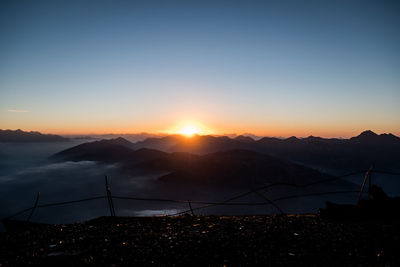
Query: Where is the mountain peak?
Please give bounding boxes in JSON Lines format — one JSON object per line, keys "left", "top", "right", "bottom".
{"left": 234, "top": 135, "right": 255, "bottom": 143}
{"left": 285, "top": 136, "right": 298, "bottom": 141}
{"left": 350, "top": 130, "right": 400, "bottom": 144}
{"left": 114, "top": 137, "right": 129, "bottom": 142}
{"left": 358, "top": 130, "right": 378, "bottom": 138}
{"left": 104, "top": 137, "right": 133, "bottom": 147}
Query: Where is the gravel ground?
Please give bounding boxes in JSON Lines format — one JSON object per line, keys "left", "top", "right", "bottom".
{"left": 0, "top": 215, "right": 399, "bottom": 266}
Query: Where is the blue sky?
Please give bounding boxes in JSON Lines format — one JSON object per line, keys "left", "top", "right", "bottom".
{"left": 1, "top": 0, "right": 399, "bottom": 137}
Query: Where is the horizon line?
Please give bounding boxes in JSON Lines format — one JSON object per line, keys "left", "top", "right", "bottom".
{"left": 1, "top": 128, "right": 399, "bottom": 140}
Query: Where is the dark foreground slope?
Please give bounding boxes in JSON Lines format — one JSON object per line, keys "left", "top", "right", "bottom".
{"left": 1, "top": 215, "right": 399, "bottom": 266}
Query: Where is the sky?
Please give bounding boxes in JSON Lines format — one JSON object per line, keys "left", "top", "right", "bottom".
{"left": 1, "top": 0, "right": 399, "bottom": 137}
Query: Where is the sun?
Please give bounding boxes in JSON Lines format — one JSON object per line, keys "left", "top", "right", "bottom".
{"left": 167, "top": 120, "right": 214, "bottom": 137}
{"left": 178, "top": 125, "right": 201, "bottom": 137}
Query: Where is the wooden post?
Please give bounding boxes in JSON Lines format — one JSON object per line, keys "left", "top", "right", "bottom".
{"left": 105, "top": 176, "right": 116, "bottom": 217}
{"left": 187, "top": 200, "right": 195, "bottom": 216}
{"left": 27, "top": 192, "right": 40, "bottom": 222}
{"left": 357, "top": 165, "right": 373, "bottom": 204}
{"left": 368, "top": 168, "right": 372, "bottom": 197}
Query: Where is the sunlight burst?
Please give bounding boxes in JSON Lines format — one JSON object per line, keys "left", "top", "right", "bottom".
{"left": 178, "top": 125, "right": 201, "bottom": 137}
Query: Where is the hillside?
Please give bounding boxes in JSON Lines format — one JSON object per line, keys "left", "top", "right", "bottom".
{"left": 141, "top": 150, "right": 332, "bottom": 187}
{"left": 51, "top": 138, "right": 167, "bottom": 164}
{"left": 51, "top": 139, "right": 335, "bottom": 188}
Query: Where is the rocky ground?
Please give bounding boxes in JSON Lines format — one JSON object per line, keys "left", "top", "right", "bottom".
{"left": 0, "top": 215, "right": 399, "bottom": 266}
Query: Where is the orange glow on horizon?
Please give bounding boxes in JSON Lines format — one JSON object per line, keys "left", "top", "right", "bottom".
{"left": 165, "top": 120, "right": 214, "bottom": 137}
{"left": 177, "top": 125, "right": 201, "bottom": 137}
{"left": 3, "top": 120, "right": 399, "bottom": 139}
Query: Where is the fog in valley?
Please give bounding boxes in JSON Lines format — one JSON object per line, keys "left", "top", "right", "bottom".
{"left": 1, "top": 138, "right": 399, "bottom": 231}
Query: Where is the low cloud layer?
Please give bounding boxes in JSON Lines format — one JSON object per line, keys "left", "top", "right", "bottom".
{"left": 16, "top": 161, "right": 118, "bottom": 176}
{"left": 2, "top": 141, "right": 398, "bottom": 228}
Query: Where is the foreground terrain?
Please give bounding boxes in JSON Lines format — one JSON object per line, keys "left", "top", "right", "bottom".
{"left": 1, "top": 215, "right": 399, "bottom": 266}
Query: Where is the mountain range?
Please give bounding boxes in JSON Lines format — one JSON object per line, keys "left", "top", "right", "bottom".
{"left": 51, "top": 130, "right": 400, "bottom": 188}
{"left": 53, "top": 130, "right": 400, "bottom": 174}
{"left": 0, "top": 129, "right": 69, "bottom": 142}
{"left": 51, "top": 143, "right": 333, "bottom": 188}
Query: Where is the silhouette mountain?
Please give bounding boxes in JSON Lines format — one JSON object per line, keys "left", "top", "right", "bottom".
{"left": 0, "top": 129, "right": 69, "bottom": 142}
{"left": 51, "top": 138, "right": 166, "bottom": 163}
{"left": 104, "top": 137, "right": 136, "bottom": 148}
{"left": 353, "top": 130, "right": 378, "bottom": 139}
{"left": 148, "top": 150, "right": 332, "bottom": 187}
{"left": 349, "top": 130, "right": 400, "bottom": 145}
{"left": 130, "top": 135, "right": 184, "bottom": 151}
{"left": 52, "top": 140, "right": 334, "bottom": 188}
{"left": 234, "top": 135, "right": 256, "bottom": 143}
{"left": 51, "top": 130, "right": 400, "bottom": 180}
{"left": 130, "top": 130, "right": 400, "bottom": 173}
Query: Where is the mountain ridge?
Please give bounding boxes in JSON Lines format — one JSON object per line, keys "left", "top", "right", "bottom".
{"left": 52, "top": 130, "right": 400, "bottom": 174}
{"left": 0, "top": 129, "right": 69, "bottom": 142}
{"left": 51, "top": 142, "right": 336, "bottom": 188}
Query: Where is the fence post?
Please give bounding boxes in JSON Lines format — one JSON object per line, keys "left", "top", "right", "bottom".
{"left": 27, "top": 192, "right": 40, "bottom": 222}
{"left": 357, "top": 165, "right": 373, "bottom": 204}
{"left": 105, "top": 176, "right": 116, "bottom": 217}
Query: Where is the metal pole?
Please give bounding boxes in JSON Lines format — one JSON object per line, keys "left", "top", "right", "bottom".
{"left": 27, "top": 192, "right": 40, "bottom": 222}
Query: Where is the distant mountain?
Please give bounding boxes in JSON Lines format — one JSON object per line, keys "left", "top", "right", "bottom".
{"left": 146, "top": 150, "right": 333, "bottom": 187}
{"left": 169, "top": 135, "right": 250, "bottom": 154}
{"left": 0, "top": 129, "right": 69, "bottom": 142}
{"left": 51, "top": 140, "right": 334, "bottom": 188}
{"left": 51, "top": 138, "right": 166, "bottom": 163}
{"left": 81, "top": 133, "right": 167, "bottom": 143}
{"left": 52, "top": 130, "right": 400, "bottom": 178}
{"left": 234, "top": 135, "right": 256, "bottom": 143}
{"left": 349, "top": 130, "right": 400, "bottom": 145}
{"left": 130, "top": 130, "right": 400, "bottom": 173}
{"left": 130, "top": 135, "right": 185, "bottom": 151}
{"left": 103, "top": 137, "right": 136, "bottom": 148}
